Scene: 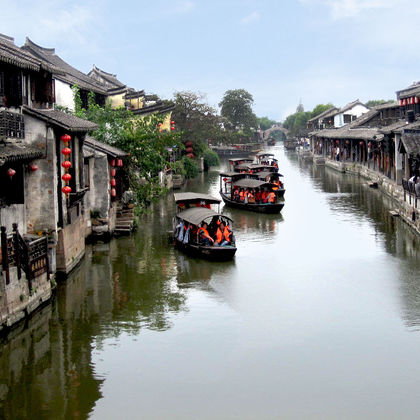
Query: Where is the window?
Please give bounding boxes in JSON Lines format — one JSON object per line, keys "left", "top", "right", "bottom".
{"left": 343, "top": 114, "right": 352, "bottom": 123}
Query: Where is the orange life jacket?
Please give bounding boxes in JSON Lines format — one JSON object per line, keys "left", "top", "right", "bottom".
{"left": 267, "top": 192, "right": 276, "bottom": 203}
{"left": 198, "top": 227, "right": 213, "bottom": 242}
{"left": 224, "top": 226, "right": 232, "bottom": 242}
{"left": 216, "top": 227, "right": 223, "bottom": 243}
{"left": 239, "top": 191, "right": 245, "bottom": 201}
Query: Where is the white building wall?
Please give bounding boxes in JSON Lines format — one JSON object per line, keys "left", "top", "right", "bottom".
{"left": 55, "top": 79, "right": 74, "bottom": 111}
{"left": 334, "top": 104, "right": 370, "bottom": 127}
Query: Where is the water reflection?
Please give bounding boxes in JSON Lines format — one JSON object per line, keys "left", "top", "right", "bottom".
{"left": 0, "top": 147, "right": 419, "bottom": 419}
{"left": 295, "top": 155, "right": 420, "bottom": 332}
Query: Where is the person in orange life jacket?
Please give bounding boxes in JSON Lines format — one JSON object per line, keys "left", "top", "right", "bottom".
{"left": 239, "top": 189, "right": 245, "bottom": 202}
{"left": 261, "top": 189, "right": 268, "bottom": 203}
{"left": 247, "top": 189, "right": 255, "bottom": 203}
{"left": 255, "top": 188, "right": 261, "bottom": 203}
{"left": 198, "top": 222, "right": 214, "bottom": 246}
{"left": 215, "top": 222, "right": 232, "bottom": 247}
{"left": 214, "top": 221, "right": 224, "bottom": 246}
{"left": 233, "top": 188, "right": 240, "bottom": 201}
{"left": 267, "top": 191, "right": 276, "bottom": 203}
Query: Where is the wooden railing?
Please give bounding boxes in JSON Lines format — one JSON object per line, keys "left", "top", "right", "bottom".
{"left": 1, "top": 224, "right": 49, "bottom": 290}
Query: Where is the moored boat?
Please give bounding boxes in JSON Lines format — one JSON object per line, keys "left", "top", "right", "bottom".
{"left": 173, "top": 193, "right": 237, "bottom": 260}
{"left": 219, "top": 173, "right": 284, "bottom": 214}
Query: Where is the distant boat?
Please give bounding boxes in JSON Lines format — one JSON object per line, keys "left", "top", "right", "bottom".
{"left": 210, "top": 143, "right": 261, "bottom": 157}
{"left": 172, "top": 193, "right": 237, "bottom": 260}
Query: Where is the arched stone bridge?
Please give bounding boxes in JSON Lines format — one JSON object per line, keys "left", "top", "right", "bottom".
{"left": 263, "top": 125, "right": 289, "bottom": 139}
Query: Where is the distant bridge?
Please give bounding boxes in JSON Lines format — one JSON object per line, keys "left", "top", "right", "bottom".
{"left": 263, "top": 124, "right": 289, "bottom": 139}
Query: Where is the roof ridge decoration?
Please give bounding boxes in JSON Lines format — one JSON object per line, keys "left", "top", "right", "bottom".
{"left": 24, "top": 37, "right": 55, "bottom": 54}
{"left": 91, "top": 64, "right": 118, "bottom": 78}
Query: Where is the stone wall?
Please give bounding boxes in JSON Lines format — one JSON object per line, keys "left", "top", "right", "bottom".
{"left": 0, "top": 267, "right": 52, "bottom": 330}
{"left": 56, "top": 215, "right": 85, "bottom": 274}
{"left": 324, "top": 157, "right": 420, "bottom": 235}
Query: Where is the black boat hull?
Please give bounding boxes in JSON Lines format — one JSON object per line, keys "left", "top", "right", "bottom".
{"left": 174, "top": 239, "right": 237, "bottom": 261}
{"left": 220, "top": 193, "right": 284, "bottom": 213}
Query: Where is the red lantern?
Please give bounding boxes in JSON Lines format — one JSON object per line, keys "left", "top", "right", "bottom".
{"left": 111, "top": 188, "right": 116, "bottom": 197}
{"left": 62, "top": 161, "right": 72, "bottom": 169}
{"left": 185, "top": 141, "right": 193, "bottom": 147}
{"left": 110, "top": 178, "right": 116, "bottom": 187}
{"left": 158, "top": 122, "right": 162, "bottom": 127}
{"left": 62, "top": 173, "right": 72, "bottom": 182}
{"left": 62, "top": 186, "right": 72, "bottom": 194}
{"left": 7, "top": 168, "right": 16, "bottom": 179}
{"left": 186, "top": 147, "right": 193, "bottom": 153}
{"left": 110, "top": 159, "right": 115, "bottom": 167}
{"left": 171, "top": 121, "right": 175, "bottom": 125}
{"left": 415, "top": 97, "right": 419, "bottom": 104}
{"left": 61, "top": 147, "right": 71, "bottom": 156}
{"left": 359, "top": 141, "right": 364, "bottom": 146}
{"left": 171, "top": 126, "right": 175, "bottom": 131}
{"left": 186, "top": 153, "right": 194, "bottom": 159}
{"left": 110, "top": 168, "right": 116, "bottom": 177}
{"left": 117, "top": 159, "right": 123, "bottom": 167}
{"left": 400, "top": 99, "right": 404, "bottom": 106}
{"left": 60, "top": 134, "right": 71, "bottom": 143}
{"left": 403, "top": 99, "right": 407, "bottom": 106}
{"left": 223, "top": 177, "right": 227, "bottom": 182}
{"left": 29, "top": 164, "right": 38, "bottom": 172}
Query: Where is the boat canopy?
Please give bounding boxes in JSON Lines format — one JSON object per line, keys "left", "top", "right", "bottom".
{"left": 176, "top": 207, "right": 232, "bottom": 226}
{"left": 255, "top": 170, "right": 284, "bottom": 178}
{"left": 232, "top": 178, "right": 272, "bottom": 189}
{"left": 174, "top": 192, "right": 221, "bottom": 204}
{"left": 219, "top": 171, "right": 248, "bottom": 178}
{"left": 228, "top": 157, "right": 254, "bottom": 163}
{"left": 256, "top": 152, "right": 274, "bottom": 157}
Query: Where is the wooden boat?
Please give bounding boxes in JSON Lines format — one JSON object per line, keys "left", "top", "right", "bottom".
{"left": 210, "top": 143, "right": 261, "bottom": 157}
{"left": 251, "top": 171, "right": 286, "bottom": 198}
{"left": 173, "top": 193, "right": 237, "bottom": 261}
{"left": 228, "top": 157, "right": 254, "bottom": 172}
{"left": 233, "top": 163, "right": 278, "bottom": 174}
{"left": 219, "top": 174, "right": 284, "bottom": 214}
{"left": 255, "top": 152, "right": 279, "bottom": 170}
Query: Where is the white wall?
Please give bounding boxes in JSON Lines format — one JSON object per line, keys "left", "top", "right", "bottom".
{"left": 334, "top": 104, "right": 370, "bottom": 127}
{"left": 55, "top": 79, "right": 74, "bottom": 111}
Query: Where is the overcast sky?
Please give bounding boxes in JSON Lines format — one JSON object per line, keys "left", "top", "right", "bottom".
{"left": 1, "top": 0, "right": 419, "bottom": 121}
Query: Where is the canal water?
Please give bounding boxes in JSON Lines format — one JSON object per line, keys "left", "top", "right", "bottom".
{"left": 1, "top": 146, "right": 420, "bottom": 419}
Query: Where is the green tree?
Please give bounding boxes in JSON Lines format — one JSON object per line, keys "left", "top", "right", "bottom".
{"left": 219, "top": 89, "right": 258, "bottom": 134}
{"left": 72, "top": 88, "right": 183, "bottom": 209}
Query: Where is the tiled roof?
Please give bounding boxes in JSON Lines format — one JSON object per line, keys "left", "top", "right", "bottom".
{"left": 396, "top": 82, "right": 420, "bottom": 99}
{"left": 339, "top": 99, "right": 367, "bottom": 114}
{"left": 88, "top": 65, "right": 126, "bottom": 90}
{"left": 0, "top": 33, "right": 62, "bottom": 74}
{"left": 307, "top": 107, "right": 338, "bottom": 123}
{"left": 22, "top": 38, "right": 107, "bottom": 95}
{"left": 84, "top": 136, "right": 128, "bottom": 158}
{"left": 22, "top": 107, "right": 98, "bottom": 132}
{"left": 314, "top": 127, "right": 383, "bottom": 141}
{"left": 374, "top": 101, "right": 400, "bottom": 110}
{"left": 0, "top": 142, "right": 44, "bottom": 164}
{"left": 400, "top": 131, "right": 420, "bottom": 155}
{"left": 132, "top": 102, "right": 175, "bottom": 116}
